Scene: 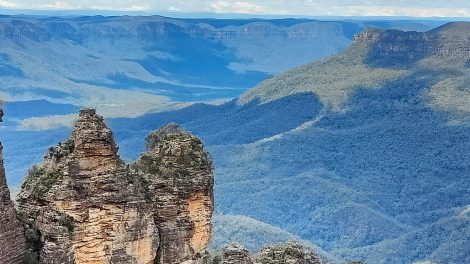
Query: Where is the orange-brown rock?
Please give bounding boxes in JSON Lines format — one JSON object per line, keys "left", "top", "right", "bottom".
{"left": 135, "top": 122, "right": 214, "bottom": 264}
{"left": 17, "top": 109, "right": 214, "bottom": 264}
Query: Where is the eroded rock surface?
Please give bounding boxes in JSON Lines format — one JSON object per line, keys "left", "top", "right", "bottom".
{"left": 135, "top": 122, "right": 214, "bottom": 264}
{"left": 212, "top": 242, "right": 324, "bottom": 264}
{"left": 17, "top": 109, "right": 213, "bottom": 264}
{"left": 5, "top": 110, "right": 327, "bottom": 264}
{"left": 254, "top": 242, "right": 322, "bottom": 264}
{"left": 0, "top": 104, "right": 26, "bottom": 263}
{"left": 213, "top": 244, "right": 253, "bottom": 264}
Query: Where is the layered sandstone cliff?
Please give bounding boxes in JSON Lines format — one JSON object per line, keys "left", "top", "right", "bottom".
{"left": 0, "top": 104, "right": 26, "bottom": 263}
{"left": 16, "top": 109, "right": 213, "bottom": 264}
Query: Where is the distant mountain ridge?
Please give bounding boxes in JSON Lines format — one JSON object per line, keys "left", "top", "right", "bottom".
{"left": 2, "top": 17, "right": 468, "bottom": 264}
{"left": 97, "top": 22, "right": 470, "bottom": 263}
{"left": 361, "top": 22, "right": 470, "bottom": 66}
{"left": 240, "top": 22, "right": 470, "bottom": 112}
{"left": 0, "top": 15, "right": 437, "bottom": 126}
{"left": 0, "top": 15, "right": 439, "bottom": 186}
{"left": 0, "top": 15, "right": 433, "bottom": 42}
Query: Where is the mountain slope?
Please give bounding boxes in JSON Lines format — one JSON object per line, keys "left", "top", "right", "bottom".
{"left": 240, "top": 22, "right": 470, "bottom": 112}
{"left": 0, "top": 15, "right": 437, "bottom": 126}
{"left": 210, "top": 215, "right": 327, "bottom": 253}
{"left": 1, "top": 18, "right": 466, "bottom": 263}
{"left": 107, "top": 22, "right": 470, "bottom": 264}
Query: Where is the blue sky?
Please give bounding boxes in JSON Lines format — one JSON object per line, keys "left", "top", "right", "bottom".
{"left": 1, "top": 0, "right": 470, "bottom": 17}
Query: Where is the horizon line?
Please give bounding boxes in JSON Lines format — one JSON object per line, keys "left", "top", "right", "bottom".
{"left": 1, "top": 9, "right": 469, "bottom": 21}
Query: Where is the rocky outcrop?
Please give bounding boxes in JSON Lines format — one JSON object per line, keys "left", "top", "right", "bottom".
{"left": 1, "top": 109, "right": 333, "bottom": 264}
{"left": 135, "top": 122, "right": 214, "bottom": 264}
{"left": 213, "top": 244, "right": 253, "bottom": 264}
{"left": 212, "top": 242, "right": 324, "bottom": 264}
{"left": 254, "top": 242, "right": 322, "bottom": 264}
{"left": 17, "top": 109, "right": 213, "bottom": 264}
{"left": 0, "top": 104, "right": 27, "bottom": 263}
{"left": 5, "top": 109, "right": 326, "bottom": 264}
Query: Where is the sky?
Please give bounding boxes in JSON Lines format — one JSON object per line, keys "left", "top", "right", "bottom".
{"left": 1, "top": 0, "right": 470, "bottom": 18}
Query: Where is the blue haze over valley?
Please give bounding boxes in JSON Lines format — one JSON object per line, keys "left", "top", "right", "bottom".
{"left": 0, "top": 13, "right": 469, "bottom": 263}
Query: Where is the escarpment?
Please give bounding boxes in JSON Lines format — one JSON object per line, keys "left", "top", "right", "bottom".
{"left": 0, "top": 104, "right": 27, "bottom": 263}
{"left": 353, "top": 22, "right": 470, "bottom": 67}
{"left": 16, "top": 109, "right": 214, "bottom": 264}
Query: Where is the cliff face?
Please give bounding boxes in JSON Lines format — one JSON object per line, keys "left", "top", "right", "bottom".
{"left": 0, "top": 105, "right": 26, "bottom": 263}
{"left": 17, "top": 109, "right": 213, "bottom": 264}
{"left": 0, "top": 16, "right": 342, "bottom": 42}
{"left": 353, "top": 23, "right": 470, "bottom": 67}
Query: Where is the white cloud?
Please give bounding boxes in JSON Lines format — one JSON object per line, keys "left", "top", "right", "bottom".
{"left": 88, "top": 4, "right": 151, "bottom": 11}
{"left": 0, "top": 0, "right": 16, "bottom": 8}
{"left": 37, "top": 1, "right": 151, "bottom": 11}
{"left": 42, "top": 1, "right": 72, "bottom": 9}
{"left": 1, "top": 1, "right": 470, "bottom": 19}
{"left": 167, "top": 6, "right": 181, "bottom": 12}
{"left": 210, "top": 1, "right": 266, "bottom": 14}
{"left": 335, "top": 5, "right": 470, "bottom": 17}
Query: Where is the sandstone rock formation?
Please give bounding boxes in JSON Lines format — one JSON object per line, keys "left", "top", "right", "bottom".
{"left": 213, "top": 244, "right": 253, "bottom": 264}
{"left": 1, "top": 109, "right": 343, "bottom": 264}
{"left": 135, "top": 122, "right": 214, "bottom": 264}
{"left": 212, "top": 242, "right": 324, "bottom": 264}
{"left": 17, "top": 109, "right": 213, "bottom": 264}
{"left": 0, "top": 104, "right": 26, "bottom": 263}
{"left": 3, "top": 108, "right": 330, "bottom": 264}
{"left": 254, "top": 242, "right": 322, "bottom": 264}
